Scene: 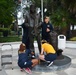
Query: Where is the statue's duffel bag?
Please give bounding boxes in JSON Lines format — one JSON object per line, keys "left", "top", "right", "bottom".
{"left": 49, "top": 31, "right": 58, "bottom": 51}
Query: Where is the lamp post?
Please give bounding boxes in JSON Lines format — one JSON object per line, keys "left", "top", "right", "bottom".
{"left": 41, "top": 0, "right": 43, "bottom": 22}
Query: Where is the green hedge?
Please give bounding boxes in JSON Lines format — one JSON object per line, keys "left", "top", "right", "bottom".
{"left": 0, "top": 36, "right": 21, "bottom": 43}
{"left": 0, "top": 28, "right": 10, "bottom": 32}
{"left": 0, "top": 28, "right": 11, "bottom": 37}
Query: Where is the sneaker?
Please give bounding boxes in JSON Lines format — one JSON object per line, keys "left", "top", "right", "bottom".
{"left": 20, "top": 68, "right": 23, "bottom": 72}
{"left": 47, "top": 61, "right": 53, "bottom": 67}
{"left": 24, "top": 68, "right": 32, "bottom": 74}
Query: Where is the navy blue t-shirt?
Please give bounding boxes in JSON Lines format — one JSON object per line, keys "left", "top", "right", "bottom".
{"left": 18, "top": 49, "right": 32, "bottom": 68}
{"left": 41, "top": 22, "right": 53, "bottom": 40}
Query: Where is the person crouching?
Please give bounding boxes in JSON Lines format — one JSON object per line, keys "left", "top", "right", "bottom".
{"left": 39, "top": 40, "right": 57, "bottom": 66}
{"left": 18, "top": 43, "right": 38, "bottom": 74}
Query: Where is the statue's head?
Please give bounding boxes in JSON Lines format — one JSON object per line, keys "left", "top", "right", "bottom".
{"left": 30, "top": 4, "right": 36, "bottom": 13}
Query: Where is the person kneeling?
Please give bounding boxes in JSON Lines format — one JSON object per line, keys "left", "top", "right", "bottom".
{"left": 18, "top": 43, "right": 38, "bottom": 74}
{"left": 39, "top": 40, "right": 57, "bottom": 66}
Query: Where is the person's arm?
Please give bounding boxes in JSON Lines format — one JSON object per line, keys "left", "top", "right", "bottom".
{"left": 41, "top": 48, "right": 44, "bottom": 55}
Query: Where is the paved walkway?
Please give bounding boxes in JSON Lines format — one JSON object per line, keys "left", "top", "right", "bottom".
{"left": 0, "top": 41, "right": 76, "bottom": 75}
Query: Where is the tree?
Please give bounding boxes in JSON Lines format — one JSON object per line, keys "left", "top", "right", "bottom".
{"left": 33, "top": 0, "right": 76, "bottom": 39}
{"left": 0, "top": 0, "right": 15, "bottom": 27}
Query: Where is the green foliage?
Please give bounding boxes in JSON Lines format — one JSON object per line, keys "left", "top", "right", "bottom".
{"left": 9, "top": 24, "right": 14, "bottom": 31}
{"left": 50, "top": 8, "right": 68, "bottom": 27}
{"left": 0, "top": 36, "right": 21, "bottom": 43}
{"left": 33, "top": 0, "right": 76, "bottom": 28}
{"left": 0, "top": 32, "right": 2, "bottom": 36}
{"left": 31, "top": 0, "right": 41, "bottom": 7}
{"left": 0, "top": 28, "right": 11, "bottom": 37}
{"left": 0, "top": 28, "right": 10, "bottom": 32}
{"left": 0, "top": 0, "right": 15, "bottom": 27}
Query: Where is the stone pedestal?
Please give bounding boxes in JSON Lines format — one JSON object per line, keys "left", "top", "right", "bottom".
{"left": 32, "top": 55, "right": 71, "bottom": 72}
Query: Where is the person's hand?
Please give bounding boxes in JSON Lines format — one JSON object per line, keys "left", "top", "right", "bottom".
{"left": 46, "top": 28, "right": 50, "bottom": 32}
{"left": 39, "top": 54, "right": 43, "bottom": 58}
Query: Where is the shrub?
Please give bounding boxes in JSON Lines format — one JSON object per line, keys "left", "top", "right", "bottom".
{"left": 0, "top": 28, "right": 11, "bottom": 37}
{"left": 0, "top": 36, "right": 21, "bottom": 43}
{"left": 0, "top": 28, "right": 10, "bottom": 32}
{"left": 0, "top": 32, "right": 2, "bottom": 36}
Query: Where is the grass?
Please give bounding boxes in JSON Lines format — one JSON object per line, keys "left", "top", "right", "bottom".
{"left": 0, "top": 36, "right": 21, "bottom": 43}
{"left": 70, "top": 37, "right": 76, "bottom": 41}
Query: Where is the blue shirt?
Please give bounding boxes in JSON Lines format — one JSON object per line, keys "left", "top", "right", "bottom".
{"left": 41, "top": 22, "right": 53, "bottom": 40}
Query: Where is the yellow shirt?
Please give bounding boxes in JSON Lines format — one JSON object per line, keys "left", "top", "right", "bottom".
{"left": 42, "top": 43, "right": 56, "bottom": 54}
